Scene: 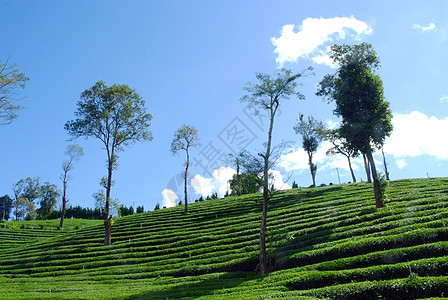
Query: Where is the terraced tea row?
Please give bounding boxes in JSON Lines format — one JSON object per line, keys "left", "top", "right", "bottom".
{"left": 0, "top": 178, "right": 447, "bottom": 299}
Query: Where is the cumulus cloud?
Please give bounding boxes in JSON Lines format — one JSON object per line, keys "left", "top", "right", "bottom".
{"left": 269, "top": 170, "right": 292, "bottom": 190}
{"left": 383, "top": 111, "right": 448, "bottom": 159}
{"left": 191, "top": 167, "right": 236, "bottom": 198}
{"left": 440, "top": 95, "right": 448, "bottom": 103}
{"left": 413, "top": 22, "right": 436, "bottom": 32}
{"left": 396, "top": 159, "right": 407, "bottom": 169}
{"left": 161, "top": 189, "right": 178, "bottom": 208}
{"left": 190, "top": 167, "right": 292, "bottom": 197}
{"left": 272, "top": 16, "right": 372, "bottom": 67}
{"left": 279, "top": 141, "right": 340, "bottom": 172}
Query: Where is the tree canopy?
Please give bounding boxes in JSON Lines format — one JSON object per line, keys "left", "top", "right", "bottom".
{"left": 0, "top": 58, "right": 29, "bottom": 125}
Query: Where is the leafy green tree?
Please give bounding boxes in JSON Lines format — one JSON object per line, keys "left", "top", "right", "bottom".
{"left": 294, "top": 114, "right": 324, "bottom": 187}
{"left": 37, "top": 182, "right": 61, "bottom": 219}
{"left": 317, "top": 43, "right": 393, "bottom": 207}
{"left": 241, "top": 67, "right": 311, "bottom": 275}
{"left": 65, "top": 81, "right": 153, "bottom": 245}
{"left": 12, "top": 177, "right": 41, "bottom": 220}
{"left": 60, "top": 144, "right": 84, "bottom": 228}
{"left": 0, "top": 58, "right": 29, "bottom": 124}
{"left": 228, "top": 151, "right": 251, "bottom": 196}
{"left": 0, "top": 195, "right": 13, "bottom": 221}
{"left": 13, "top": 197, "right": 35, "bottom": 220}
{"left": 170, "top": 124, "right": 199, "bottom": 213}
{"left": 153, "top": 203, "right": 160, "bottom": 211}
{"left": 136, "top": 205, "right": 144, "bottom": 213}
{"left": 291, "top": 181, "right": 299, "bottom": 189}
{"left": 229, "top": 172, "right": 261, "bottom": 195}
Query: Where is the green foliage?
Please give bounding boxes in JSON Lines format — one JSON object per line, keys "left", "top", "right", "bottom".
{"left": 229, "top": 173, "right": 261, "bottom": 195}
{"left": 0, "top": 195, "right": 13, "bottom": 221}
{"left": 136, "top": 205, "right": 144, "bottom": 213}
{"left": 36, "top": 182, "right": 60, "bottom": 219}
{"left": 294, "top": 114, "right": 324, "bottom": 186}
{"left": 170, "top": 124, "right": 199, "bottom": 155}
{"left": 64, "top": 81, "right": 153, "bottom": 150}
{"left": 316, "top": 43, "right": 393, "bottom": 153}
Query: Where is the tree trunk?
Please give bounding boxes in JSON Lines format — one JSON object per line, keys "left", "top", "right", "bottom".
{"left": 259, "top": 179, "right": 269, "bottom": 275}
{"left": 259, "top": 102, "right": 277, "bottom": 276}
{"left": 307, "top": 151, "right": 316, "bottom": 187}
{"left": 104, "top": 154, "right": 113, "bottom": 246}
{"left": 382, "top": 149, "right": 390, "bottom": 180}
{"left": 347, "top": 155, "right": 356, "bottom": 183}
{"left": 366, "top": 147, "right": 383, "bottom": 208}
{"left": 236, "top": 159, "right": 241, "bottom": 196}
{"left": 362, "top": 153, "right": 372, "bottom": 183}
{"left": 60, "top": 174, "right": 68, "bottom": 228}
{"left": 184, "top": 148, "right": 189, "bottom": 213}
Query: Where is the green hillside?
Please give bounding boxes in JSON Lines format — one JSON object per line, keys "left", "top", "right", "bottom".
{"left": 1, "top": 178, "right": 448, "bottom": 299}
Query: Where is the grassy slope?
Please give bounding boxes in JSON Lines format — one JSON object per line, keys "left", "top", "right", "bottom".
{"left": 0, "top": 178, "right": 448, "bottom": 299}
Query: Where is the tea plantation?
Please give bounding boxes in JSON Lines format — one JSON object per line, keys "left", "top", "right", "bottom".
{"left": 1, "top": 178, "right": 448, "bottom": 299}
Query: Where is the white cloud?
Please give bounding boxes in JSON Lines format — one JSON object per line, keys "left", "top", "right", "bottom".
{"left": 326, "top": 119, "right": 340, "bottom": 130}
{"left": 440, "top": 95, "right": 448, "bottom": 103}
{"left": 161, "top": 189, "right": 178, "bottom": 208}
{"left": 396, "top": 159, "right": 407, "bottom": 169}
{"left": 279, "top": 141, "right": 344, "bottom": 172}
{"left": 269, "top": 170, "right": 292, "bottom": 190}
{"left": 272, "top": 16, "right": 372, "bottom": 67}
{"left": 413, "top": 22, "right": 436, "bottom": 32}
{"left": 191, "top": 167, "right": 236, "bottom": 198}
{"left": 383, "top": 111, "right": 448, "bottom": 159}
{"left": 190, "top": 167, "right": 292, "bottom": 197}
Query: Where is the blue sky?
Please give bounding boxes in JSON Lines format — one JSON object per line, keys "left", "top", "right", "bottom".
{"left": 1, "top": 0, "right": 447, "bottom": 212}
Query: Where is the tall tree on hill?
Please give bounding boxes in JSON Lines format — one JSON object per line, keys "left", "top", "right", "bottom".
{"left": 294, "top": 114, "right": 324, "bottom": 187}
{"left": 65, "top": 81, "right": 153, "bottom": 245}
{"left": 170, "top": 124, "right": 199, "bottom": 213}
{"left": 0, "top": 58, "right": 29, "bottom": 125}
{"left": 60, "top": 144, "right": 84, "bottom": 228}
{"left": 241, "top": 67, "right": 312, "bottom": 275}
{"left": 317, "top": 43, "right": 393, "bottom": 208}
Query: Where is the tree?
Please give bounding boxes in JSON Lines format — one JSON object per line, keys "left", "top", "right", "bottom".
{"left": 0, "top": 195, "right": 13, "bottom": 221}
{"left": 37, "top": 182, "right": 60, "bottom": 219}
{"left": 294, "top": 114, "right": 324, "bottom": 187}
{"left": 0, "top": 58, "right": 29, "bottom": 124}
{"left": 60, "top": 144, "right": 84, "bottom": 228}
{"left": 136, "top": 205, "right": 144, "bottom": 213}
{"left": 241, "top": 68, "right": 311, "bottom": 275}
{"left": 170, "top": 124, "right": 199, "bottom": 213}
{"left": 13, "top": 197, "right": 35, "bottom": 220}
{"left": 65, "top": 81, "right": 153, "bottom": 245}
{"left": 317, "top": 43, "right": 393, "bottom": 208}
{"left": 322, "top": 128, "right": 358, "bottom": 183}
{"left": 229, "top": 172, "right": 261, "bottom": 195}
{"left": 12, "top": 177, "right": 41, "bottom": 220}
